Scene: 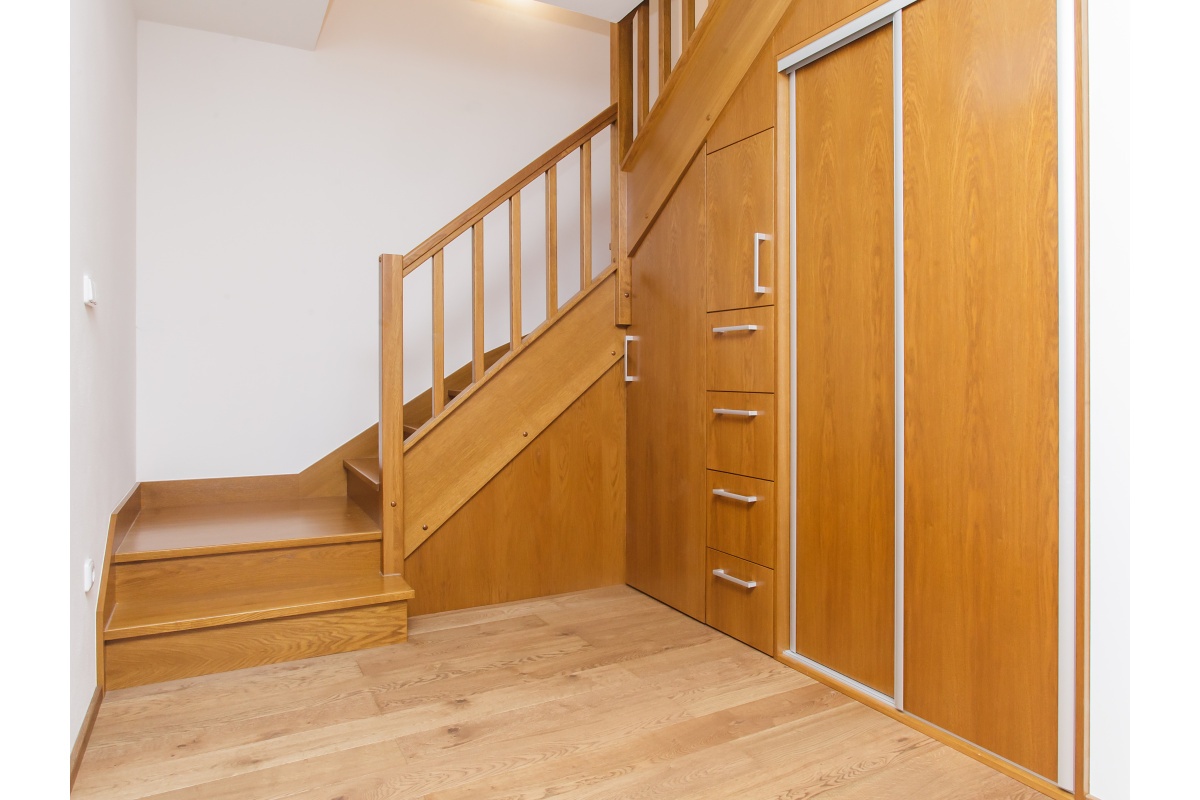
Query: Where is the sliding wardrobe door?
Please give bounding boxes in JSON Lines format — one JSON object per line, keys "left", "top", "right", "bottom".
{"left": 793, "top": 24, "right": 895, "bottom": 696}
{"left": 903, "top": 0, "right": 1060, "bottom": 778}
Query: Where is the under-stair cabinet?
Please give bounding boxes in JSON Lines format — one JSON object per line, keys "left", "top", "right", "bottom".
{"left": 625, "top": 0, "right": 1076, "bottom": 792}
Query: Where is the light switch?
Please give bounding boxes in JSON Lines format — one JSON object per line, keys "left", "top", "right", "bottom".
{"left": 83, "top": 275, "right": 98, "bottom": 307}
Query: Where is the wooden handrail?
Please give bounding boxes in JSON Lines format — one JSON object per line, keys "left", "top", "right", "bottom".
{"left": 401, "top": 104, "right": 616, "bottom": 275}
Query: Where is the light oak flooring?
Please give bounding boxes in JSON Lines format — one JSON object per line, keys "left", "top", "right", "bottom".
{"left": 74, "top": 586, "right": 1052, "bottom": 799}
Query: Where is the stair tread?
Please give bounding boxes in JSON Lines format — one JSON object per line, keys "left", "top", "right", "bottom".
{"left": 105, "top": 573, "right": 414, "bottom": 640}
{"left": 343, "top": 457, "right": 381, "bottom": 489}
{"left": 116, "top": 496, "right": 381, "bottom": 562}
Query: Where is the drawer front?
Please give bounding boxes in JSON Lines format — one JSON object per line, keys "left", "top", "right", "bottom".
{"left": 707, "top": 129, "right": 774, "bottom": 312}
{"left": 707, "top": 471, "right": 775, "bottom": 568}
{"left": 707, "top": 549, "right": 774, "bottom": 654}
{"left": 707, "top": 307, "right": 775, "bottom": 393}
{"left": 707, "top": 392, "right": 775, "bottom": 480}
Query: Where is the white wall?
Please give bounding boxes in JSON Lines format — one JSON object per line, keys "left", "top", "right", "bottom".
{"left": 136, "top": 0, "right": 612, "bottom": 480}
{"left": 70, "top": 0, "right": 138, "bottom": 746}
{"left": 1088, "top": 0, "right": 1130, "bottom": 797}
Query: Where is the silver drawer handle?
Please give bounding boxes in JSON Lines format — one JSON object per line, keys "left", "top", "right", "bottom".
{"left": 624, "top": 335, "right": 638, "bottom": 382}
{"left": 713, "top": 408, "right": 759, "bottom": 417}
{"left": 712, "top": 488, "right": 758, "bottom": 504}
{"left": 712, "top": 324, "right": 760, "bottom": 334}
{"left": 713, "top": 569, "right": 757, "bottom": 589}
{"left": 754, "top": 232, "right": 772, "bottom": 294}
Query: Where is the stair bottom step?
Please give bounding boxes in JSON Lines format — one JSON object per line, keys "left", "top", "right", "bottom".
{"left": 105, "top": 600, "right": 409, "bottom": 690}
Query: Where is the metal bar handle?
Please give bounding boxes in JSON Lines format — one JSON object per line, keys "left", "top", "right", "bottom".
{"left": 713, "top": 408, "right": 759, "bottom": 417}
{"left": 712, "top": 488, "right": 758, "bottom": 504}
{"left": 624, "top": 335, "right": 638, "bottom": 382}
{"left": 712, "top": 569, "right": 758, "bottom": 589}
{"left": 712, "top": 324, "right": 761, "bottom": 334}
{"left": 754, "top": 232, "right": 772, "bottom": 294}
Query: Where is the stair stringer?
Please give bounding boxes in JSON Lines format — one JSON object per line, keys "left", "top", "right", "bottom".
{"left": 403, "top": 270, "right": 624, "bottom": 556}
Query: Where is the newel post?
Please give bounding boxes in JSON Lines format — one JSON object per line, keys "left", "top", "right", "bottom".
{"left": 379, "top": 253, "right": 405, "bottom": 575}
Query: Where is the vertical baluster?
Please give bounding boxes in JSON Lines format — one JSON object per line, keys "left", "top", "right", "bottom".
{"left": 432, "top": 251, "right": 445, "bottom": 416}
{"left": 614, "top": 14, "right": 634, "bottom": 160}
{"left": 657, "top": 0, "right": 672, "bottom": 90}
{"left": 509, "top": 193, "right": 522, "bottom": 351}
{"left": 546, "top": 164, "right": 558, "bottom": 319}
{"left": 682, "top": 0, "right": 696, "bottom": 48}
{"left": 472, "top": 223, "right": 485, "bottom": 381}
{"left": 378, "top": 253, "right": 404, "bottom": 576}
{"left": 636, "top": 2, "right": 649, "bottom": 128}
{"left": 580, "top": 139, "right": 593, "bottom": 289}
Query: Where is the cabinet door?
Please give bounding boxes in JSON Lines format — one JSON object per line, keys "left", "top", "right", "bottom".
{"left": 706, "top": 130, "right": 774, "bottom": 312}
{"left": 626, "top": 154, "right": 708, "bottom": 621}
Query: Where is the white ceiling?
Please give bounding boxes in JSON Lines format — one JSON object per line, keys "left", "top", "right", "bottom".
{"left": 531, "top": 0, "right": 643, "bottom": 23}
{"left": 133, "top": 0, "right": 331, "bottom": 50}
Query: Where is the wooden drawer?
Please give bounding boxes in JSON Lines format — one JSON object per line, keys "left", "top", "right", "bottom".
{"left": 706, "top": 549, "right": 774, "bottom": 654}
{"left": 707, "top": 392, "right": 775, "bottom": 480}
{"left": 707, "top": 471, "right": 775, "bottom": 568}
{"left": 707, "top": 129, "right": 774, "bottom": 311}
{"left": 707, "top": 307, "right": 774, "bottom": 392}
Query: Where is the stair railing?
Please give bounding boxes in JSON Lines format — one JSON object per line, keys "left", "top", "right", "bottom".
{"left": 378, "top": 104, "right": 619, "bottom": 576}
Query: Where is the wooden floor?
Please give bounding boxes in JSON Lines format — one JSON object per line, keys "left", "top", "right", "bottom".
{"left": 74, "top": 586, "right": 1051, "bottom": 799}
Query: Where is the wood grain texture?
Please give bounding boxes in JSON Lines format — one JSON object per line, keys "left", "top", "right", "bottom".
{"left": 546, "top": 163, "right": 559, "bottom": 318}
{"left": 104, "top": 602, "right": 409, "bottom": 691}
{"left": 774, "top": 0, "right": 888, "bottom": 58}
{"left": 510, "top": 194, "right": 523, "bottom": 347}
{"left": 404, "top": 344, "right": 511, "bottom": 435}
{"left": 707, "top": 470, "right": 776, "bottom": 568}
{"left": 793, "top": 24, "right": 895, "bottom": 697}
{"left": 404, "top": 271, "right": 623, "bottom": 554}
{"left": 98, "top": 484, "right": 142, "bottom": 686}
{"left": 707, "top": 306, "right": 775, "bottom": 392}
{"left": 707, "top": 44, "right": 777, "bottom": 155}
{"left": 472, "top": 225, "right": 486, "bottom": 380}
{"left": 773, "top": 62, "right": 794, "bottom": 659}
{"left": 625, "top": 0, "right": 792, "bottom": 253}
{"left": 433, "top": 249, "right": 446, "bottom": 416}
{"left": 707, "top": 548, "right": 775, "bottom": 654}
{"left": 116, "top": 497, "right": 380, "bottom": 562}
{"left": 580, "top": 138, "right": 593, "bottom": 287}
{"left": 707, "top": 391, "right": 776, "bottom": 480}
{"left": 707, "top": 130, "right": 775, "bottom": 311}
{"left": 682, "top": 0, "right": 696, "bottom": 46}
{"left": 380, "top": 253, "right": 405, "bottom": 575}
{"left": 902, "top": 0, "right": 1060, "bottom": 778}
{"left": 74, "top": 587, "right": 1054, "bottom": 800}
{"left": 403, "top": 366, "right": 625, "bottom": 616}
{"left": 636, "top": 1, "right": 649, "bottom": 127}
{"left": 657, "top": 0, "right": 672, "bottom": 90}
{"left": 626, "top": 154, "right": 708, "bottom": 621}
{"left": 71, "top": 685, "right": 103, "bottom": 788}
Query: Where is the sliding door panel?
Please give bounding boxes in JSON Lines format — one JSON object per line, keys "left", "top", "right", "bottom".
{"left": 793, "top": 24, "right": 895, "bottom": 697}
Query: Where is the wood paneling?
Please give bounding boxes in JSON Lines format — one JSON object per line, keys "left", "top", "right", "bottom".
{"left": 104, "top": 602, "right": 409, "bottom": 691}
{"left": 707, "top": 130, "right": 775, "bottom": 312}
{"left": 706, "top": 391, "right": 776, "bottom": 480}
{"left": 707, "top": 44, "right": 777, "bottom": 154}
{"left": 625, "top": 0, "right": 792, "bottom": 252}
{"left": 403, "top": 366, "right": 626, "bottom": 616}
{"left": 404, "top": 271, "right": 623, "bottom": 554}
{"left": 707, "top": 306, "right": 775, "bottom": 392}
{"left": 774, "top": 0, "right": 887, "bottom": 58}
{"left": 707, "top": 471, "right": 776, "bottom": 568}
{"left": 97, "top": 484, "right": 141, "bottom": 686}
{"left": 706, "top": 549, "right": 775, "bottom": 653}
{"left": 626, "top": 154, "right": 708, "bottom": 621}
{"left": 902, "top": 0, "right": 1060, "bottom": 778}
{"left": 792, "top": 24, "right": 896, "bottom": 697}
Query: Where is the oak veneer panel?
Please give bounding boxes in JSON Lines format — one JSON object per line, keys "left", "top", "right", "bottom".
{"left": 774, "top": 0, "right": 888, "bottom": 58}
{"left": 707, "top": 471, "right": 776, "bottom": 568}
{"left": 117, "top": 497, "right": 380, "bottom": 561}
{"left": 706, "top": 548, "right": 774, "bottom": 654}
{"left": 707, "top": 130, "right": 775, "bottom": 312}
{"left": 104, "top": 601, "right": 409, "bottom": 690}
{"left": 707, "top": 306, "right": 776, "bottom": 392}
{"left": 403, "top": 366, "right": 626, "bottom": 617}
{"left": 793, "top": 24, "right": 895, "bottom": 698}
{"left": 903, "top": 0, "right": 1060, "bottom": 778}
{"left": 707, "top": 43, "right": 777, "bottom": 155}
{"left": 626, "top": 154, "right": 708, "bottom": 621}
{"left": 707, "top": 391, "right": 776, "bottom": 480}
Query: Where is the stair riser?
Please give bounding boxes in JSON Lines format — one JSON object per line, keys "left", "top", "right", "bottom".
{"left": 345, "top": 472, "right": 382, "bottom": 528}
{"left": 105, "top": 601, "right": 408, "bottom": 690}
{"left": 114, "top": 541, "right": 382, "bottom": 605}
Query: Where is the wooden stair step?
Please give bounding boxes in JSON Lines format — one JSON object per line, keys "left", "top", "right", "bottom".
{"left": 343, "top": 457, "right": 381, "bottom": 490}
{"left": 116, "top": 496, "right": 380, "bottom": 562}
{"left": 105, "top": 573, "right": 414, "bottom": 640}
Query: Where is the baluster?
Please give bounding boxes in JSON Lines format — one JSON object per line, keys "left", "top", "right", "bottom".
{"left": 432, "top": 250, "right": 445, "bottom": 416}
{"left": 636, "top": 2, "right": 649, "bottom": 128}
{"left": 472, "top": 223, "right": 485, "bottom": 381}
{"left": 580, "top": 139, "right": 592, "bottom": 289}
{"left": 658, "top": 0, "right": 672, "bottom": 90}
{"left": 509, "top": 194, "right": 522, "bottom": 351}
{"left": 614, "top": 13, "right": 634, "bottom": 161}
{"left": 546, "top": 164, "right": 558, "bottom": 319}
{"left": 682, "top": 0, "right": 696, "bottom": 48}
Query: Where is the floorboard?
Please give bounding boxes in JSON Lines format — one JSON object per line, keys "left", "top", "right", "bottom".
{"left": 73, "top": 586, "right": 1053, "bottom": 799}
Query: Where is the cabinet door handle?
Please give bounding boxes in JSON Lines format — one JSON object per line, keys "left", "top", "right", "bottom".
{"left": 713, "top": 408, "right": 759, "bottom": 417}
{"left": 712, "top": 324, "right": 761, "bottom": 334}
{"left": 712, "top": 488, "right": 758, "bottom": 504}
{"left": 624, "top": 335, "right": 638, "bottom": 382}
{"left": 754, "top": 232, "right": 772, "bottom": 294}
{"left": 713, "top": 569, "right": 758, "bottom": 589}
